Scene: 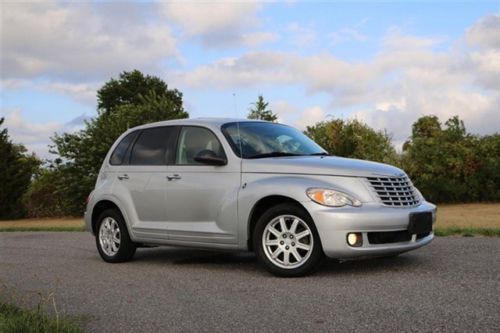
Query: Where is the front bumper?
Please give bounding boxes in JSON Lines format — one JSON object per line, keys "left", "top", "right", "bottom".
{"left": 303, "top": 201, "right": 436, "bottom": 259}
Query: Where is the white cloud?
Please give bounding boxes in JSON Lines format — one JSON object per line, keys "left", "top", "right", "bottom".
{"left": 159, "top": 2, "right": 271, "bottom": 48}
{"left": 330, "top": 27, "right": 367, "bottom": 45}
{"left": 242, "top": 32, "right": 280, "bottom": 48}
{"left": 176, "top": 52, "right": 294, "bottom": 88}
{"left": 2, "top": 108, "right": 90, "bottom": 159}
{"left": 177, "top": 14, "right": 500, "bottom": 138}
{"left": 286, "top": 22, "right": 316, "bottom": 47}
{"left": 466, "top": 14, "right": 500, "bottom": 50}
{"left": 272, "top": 100, "right": 298, "bottom": 124}
{"left": 294, "top": 106, "right": 326, "bottom": 130}
{"left": 1, "top": 79, "right": 98, "bottom": 105}
{"left": 1, "top": 1, "right": 178, "bottom": 80}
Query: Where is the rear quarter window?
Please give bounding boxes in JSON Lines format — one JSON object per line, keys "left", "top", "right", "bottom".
{"left": 109, "top": 131, "right": 139, "bottom": 165}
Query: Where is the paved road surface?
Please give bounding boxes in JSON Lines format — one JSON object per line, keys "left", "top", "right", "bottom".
{"left": 0, "top": 232, "right": 499, "bottom": 332}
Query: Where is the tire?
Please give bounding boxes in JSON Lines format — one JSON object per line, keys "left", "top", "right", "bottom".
{"left": 95, "top": 208, "right": 136, "bottom": 263}
{"left": 253, "top": 203, "right": 324, "bottom": 277}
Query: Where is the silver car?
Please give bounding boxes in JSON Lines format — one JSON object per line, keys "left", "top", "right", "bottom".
{"left": 85, "top": 118, "right": 435, "bottom": 276}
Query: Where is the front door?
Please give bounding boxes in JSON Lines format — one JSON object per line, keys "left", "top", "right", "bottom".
{"left": 164, "top": 126, "right": 240, "bottom": 245}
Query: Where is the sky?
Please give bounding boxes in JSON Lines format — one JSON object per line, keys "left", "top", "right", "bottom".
{"left": 1, "top": 0, "right": 499, "bottom": 159}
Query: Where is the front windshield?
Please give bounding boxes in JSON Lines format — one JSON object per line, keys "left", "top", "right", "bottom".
{"left": 221, "top": 122, "right": 327, "bottom": 159}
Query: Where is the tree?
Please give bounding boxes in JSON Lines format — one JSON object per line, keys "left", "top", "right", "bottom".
{"left": 97, "top": 70, "right": 183, "bottom": 114}
{"left": 0, "top": 118, "right": 40, "bottom": 219}
{"left": 247, "top": 95, "right": 278, "bottom": 122}
{"left": 304, "top": 118, "right": 397, "bottom": 164}
{"left": 22, "top": 166, "right": 70, "bottom": 218}
{"left": 401, "top": 115, "right": 498, "bottom": 203}
{"left": 49, "top": 72, "right": 189, "bottom": 215}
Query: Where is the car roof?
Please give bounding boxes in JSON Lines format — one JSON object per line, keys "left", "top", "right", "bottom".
{"left": 130, "top": 117, "right": 269, "bottom": 130}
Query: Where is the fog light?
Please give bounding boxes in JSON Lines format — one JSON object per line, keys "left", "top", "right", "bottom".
{"left": 347, "top": 233, "right": 362, "bottom": 247}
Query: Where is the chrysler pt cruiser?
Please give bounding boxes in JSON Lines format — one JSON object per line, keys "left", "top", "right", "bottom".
{"left": 85, "top": 118, "right": 435, "bottom": 276}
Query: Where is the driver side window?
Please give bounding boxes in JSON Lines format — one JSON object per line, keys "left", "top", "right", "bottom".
{"left": 176, "top": 126, "right": 225, "bottom": 165}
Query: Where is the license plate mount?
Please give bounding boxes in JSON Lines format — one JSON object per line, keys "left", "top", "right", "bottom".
{"left": 408, "top": 212, "right": 433, "bottom": 234}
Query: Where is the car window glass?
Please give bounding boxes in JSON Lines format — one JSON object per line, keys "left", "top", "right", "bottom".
{"left": 130, "top": 127, "right": 176, "bottom": 165}
{"left": 176, "top": 127, "right": 225, "bottom": 165}
{"left": 221, "top": 122, "right": 326, "bottom": 158}
{"left": 110, "top": 131, "right": 138, "bottom": 165}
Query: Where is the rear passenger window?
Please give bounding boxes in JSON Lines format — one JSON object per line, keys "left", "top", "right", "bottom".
{"left": 130, "top": 127, "right": 177, "bottom": 165}
{"left": 110, "top": 131, "right": 138, "bottom": 165}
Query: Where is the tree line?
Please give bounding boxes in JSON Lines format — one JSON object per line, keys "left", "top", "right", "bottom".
{"left": 0, "top": 70, "right": 498, "bottom": 219}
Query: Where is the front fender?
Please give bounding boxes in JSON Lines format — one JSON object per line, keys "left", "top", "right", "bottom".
{"left": 237, "top": 173, "right": 368, "bottom": 248}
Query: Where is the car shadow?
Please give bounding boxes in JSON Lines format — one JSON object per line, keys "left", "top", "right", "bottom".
{"left": 131, "top": 246, "right": 426, "bottom": 276}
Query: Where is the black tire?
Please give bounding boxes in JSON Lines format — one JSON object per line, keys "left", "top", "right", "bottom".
{"left": 253, "top": 203, "right": 324, "bottom": 277}
{"left": 95, "top": 208, "right": 136, "bottom": 263}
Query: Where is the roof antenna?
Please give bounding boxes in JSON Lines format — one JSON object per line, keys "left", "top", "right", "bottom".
{"left": 233, "top": 92, "right": 238, "bottom": 118}
{"left": 233, "top": 92, "right": 244, "bottom": 164}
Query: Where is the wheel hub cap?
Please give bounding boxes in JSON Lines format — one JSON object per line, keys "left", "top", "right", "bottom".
{"left": 99, "top": 217, "right": 121, "bottom": 257}
{"left": 262, "top": 215, "right": 314, "bottom": 269}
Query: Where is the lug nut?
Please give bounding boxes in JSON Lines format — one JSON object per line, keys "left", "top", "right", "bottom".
{"left": 290, "top": 235, "right": 294, "bottom": 239}
{"left": 285, "top": 246, "right": 290, "bottom": 250}
{"left": 291, "top": 242, "right": 295, "bottom": 246}
{"left": 283, "top": 234, "right": 287, "bottom": 238}
{"left": 280, "top": 241, "right": 284, "bottom": 245}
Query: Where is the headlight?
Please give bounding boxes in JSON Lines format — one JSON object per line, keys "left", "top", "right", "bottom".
{"left": 306, "top": 188, "right": 362, "bottom": 207}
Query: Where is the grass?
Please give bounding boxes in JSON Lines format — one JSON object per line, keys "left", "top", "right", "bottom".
{"left": 0, "top": 218, "right": 85, "bottom": 232}
{"left": 0, "top": 203, "right": 499, "bottom": 236}
{"left": 434, "top": 226, "right": 500, "bottom": 237}
{"left": 434, "top": 203, "right": 500, "bottom": 237}
{"left": 0, "top": 302, "right": 84, "bottom": 333}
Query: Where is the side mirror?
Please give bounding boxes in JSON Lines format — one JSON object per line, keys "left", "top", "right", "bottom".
{"left": 194, "top": 150, "right": 227, "bottom": 166}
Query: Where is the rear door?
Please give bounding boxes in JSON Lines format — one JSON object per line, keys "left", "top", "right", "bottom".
{"left": 163, "top": 126, "right": 240, "bottom": 245}
{"left": 113, "top": 126, "right": 179, "bottom": 238}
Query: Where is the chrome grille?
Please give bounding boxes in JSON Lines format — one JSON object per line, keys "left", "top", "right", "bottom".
{"left": 366, "top": 175, "right": 420, "bottom": 207}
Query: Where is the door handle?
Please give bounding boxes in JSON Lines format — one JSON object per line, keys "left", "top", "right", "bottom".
{"left": 166, "top": 174, "right": 181, "bottom": 181}
{"left": 117, "top": 174, "right": 129, "bottom": 180}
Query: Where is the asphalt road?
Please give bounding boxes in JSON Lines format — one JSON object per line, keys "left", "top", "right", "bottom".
{"left": 0, "top": 232, "right": 499, "bottom": 332}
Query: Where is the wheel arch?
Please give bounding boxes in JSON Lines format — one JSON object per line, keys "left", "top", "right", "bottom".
{"left": 247, "top": 195, "right": 312, "bottom": 251}
{"left": 91, "top": 200, "right": 123, "bottom": 234}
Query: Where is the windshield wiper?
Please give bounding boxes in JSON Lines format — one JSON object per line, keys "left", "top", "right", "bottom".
{"left": 309, "top": 152, "right": 329, "bottom": 156}
{"left": 247, "top": 152, "right": 302, "bottom": 159}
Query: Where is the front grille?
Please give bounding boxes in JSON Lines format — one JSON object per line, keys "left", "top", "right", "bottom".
{"left": 366, "top": 175, "right": 420, "bottom": 207}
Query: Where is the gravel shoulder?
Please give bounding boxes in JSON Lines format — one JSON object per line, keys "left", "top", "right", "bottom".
{"left": 0, "top": 232, "right": 499, "bottom": 332}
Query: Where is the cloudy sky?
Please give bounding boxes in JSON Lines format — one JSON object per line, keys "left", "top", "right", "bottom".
{"left": 1, "top": 1, "right": 499, "bottom": 158}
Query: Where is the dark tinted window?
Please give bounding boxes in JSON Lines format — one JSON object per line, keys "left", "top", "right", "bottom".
{"left": 130, "top": 127, "right": 177, "bottom": 165}
{"left": 110, "top": 131, "right": 139, "bottom": 165}
{"left": 176, "top": 127, "right": 225, "bottom": 165}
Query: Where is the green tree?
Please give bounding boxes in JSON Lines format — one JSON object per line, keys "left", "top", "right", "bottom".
{"left": 401, "top": 115, "right": 498, "bottom": 203}
{"left": 304, "top": 118, "right": 397, "bottom": 164}
{"left": 97, "top": 70, "right": 183, "bottom": 114}
{"left": 22, "top": 166, "right": 70, "bottom": 217}
{"left": 49, "top": 72, "right": 189, "bottom": 215}
{"left": 0, "top": 118, "right": 40, "bottom": 219}
{"left": 247, "top": 95, "right": 278, "bottom": 122}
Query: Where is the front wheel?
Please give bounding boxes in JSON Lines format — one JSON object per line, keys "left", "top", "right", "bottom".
{"left": 96, "top": 208, "right": 136, "bottom": 263}
{"left": 253, "top": 203, "right": 324, "bottom": 277}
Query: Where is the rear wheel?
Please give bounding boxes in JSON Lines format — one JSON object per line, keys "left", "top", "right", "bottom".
{"left": 253, "top": 203, "right": 324, "bottom": 277}
{"left": 96, "top": 209, "right": 136, "bottom": 263}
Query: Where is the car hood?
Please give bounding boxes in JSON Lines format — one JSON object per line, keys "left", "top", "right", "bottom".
{"left": 242, "top": 156, "right": 405, "bottom": 178}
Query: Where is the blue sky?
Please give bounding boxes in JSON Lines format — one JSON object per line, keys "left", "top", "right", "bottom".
{"left": 1, "top": 1, "right": 499, "bottom": 158}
